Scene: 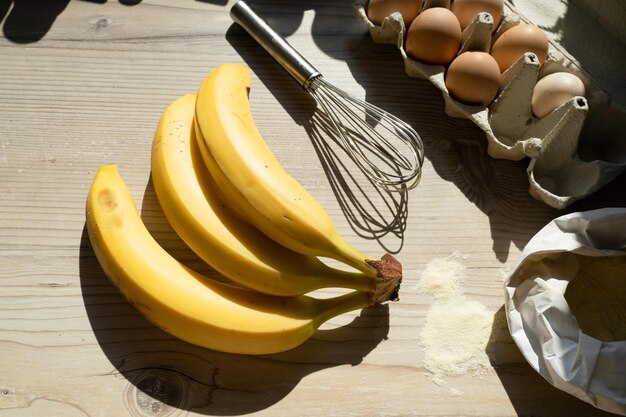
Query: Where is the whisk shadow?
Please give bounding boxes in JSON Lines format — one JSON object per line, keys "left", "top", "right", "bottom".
{"left": 334, "top": 37, "right": 561, "bottom": 262}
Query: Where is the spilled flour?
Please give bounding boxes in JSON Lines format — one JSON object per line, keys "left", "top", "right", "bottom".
{"left": 416, "top": 253, "right": 494, "bottom": 390}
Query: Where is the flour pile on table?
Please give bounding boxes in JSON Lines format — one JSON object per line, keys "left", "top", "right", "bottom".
{"left": 416, "top": 253, "right": 494, "bottom": 389}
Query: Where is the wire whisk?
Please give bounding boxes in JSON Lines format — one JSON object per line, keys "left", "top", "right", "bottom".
{"left": 231, "top": 1, "right": 424, "bottom": 190}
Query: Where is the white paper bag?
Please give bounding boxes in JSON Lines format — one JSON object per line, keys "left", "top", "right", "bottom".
{"left": 505, "top": 207, "right": 626, "bottom": 415}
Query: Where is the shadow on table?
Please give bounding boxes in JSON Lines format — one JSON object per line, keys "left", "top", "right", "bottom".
{"left": 485, "top": 306, "right": 617, "bottom": 417}
{"left": 0, "top": 0, "right": 228, "bottom": 43}
{"left": 0, "top": 0, "right": 70, "bottom": 43}
{"left": 79, "top": 178, "right": 390, "bottom": 416}
{"left": 225, "top": 1, "right": 559, "bottom": 262}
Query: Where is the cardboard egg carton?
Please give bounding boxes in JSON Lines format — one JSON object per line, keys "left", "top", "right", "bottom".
{"left": 355, "top": 0, "right": 626, "bottom": 209}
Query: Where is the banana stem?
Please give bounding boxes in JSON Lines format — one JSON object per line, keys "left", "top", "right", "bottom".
{"left": 331, "top": 239, "right": 403, "bottom": 304}
{"left": 312, "top": 290, "right": 371, "bottom": 328}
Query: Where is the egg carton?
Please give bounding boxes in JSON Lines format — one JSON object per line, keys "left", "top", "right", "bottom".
{"left": 355, "top": 0, "right": 626, "bottom": 209}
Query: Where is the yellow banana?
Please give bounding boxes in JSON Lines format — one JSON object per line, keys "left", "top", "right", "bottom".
{"left": 150, "top": 93, "right": 376, "bottom": 297}
{"left": 195, "top": 64, "right": 401, "bottom": 301}
{"left": 85, "top": 164, "right": 374, "bottom": 355}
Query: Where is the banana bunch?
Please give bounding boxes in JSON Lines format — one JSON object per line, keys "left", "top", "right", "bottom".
{"left": 86, "top": 64, "right": 402, "bottom": 355}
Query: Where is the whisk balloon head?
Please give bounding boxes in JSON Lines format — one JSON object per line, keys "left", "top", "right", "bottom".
{"left": 306, "top": 76, "right": 424, "bottom": 191}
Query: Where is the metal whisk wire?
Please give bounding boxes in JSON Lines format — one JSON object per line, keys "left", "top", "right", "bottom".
{"left": 231, "top": 1, "right": 424, "bottom": 191}
{"left": 307, "top": 76, "right": 423, "bottom": 189}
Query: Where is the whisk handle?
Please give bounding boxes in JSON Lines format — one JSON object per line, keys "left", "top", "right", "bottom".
{"left": 230, "top": 1, "right": 321, "bottom": 89}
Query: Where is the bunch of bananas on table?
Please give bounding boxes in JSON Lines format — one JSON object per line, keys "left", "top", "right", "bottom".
{"left": 85, "top": 64, "right": 402, "bottom": 355}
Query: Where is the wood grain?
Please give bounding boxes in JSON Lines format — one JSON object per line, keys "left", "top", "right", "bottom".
{"left": 1, "top": 1, "right": 624, "bottom": 416}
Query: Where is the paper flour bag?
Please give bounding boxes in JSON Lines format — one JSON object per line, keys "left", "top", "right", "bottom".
{"left": 505, "top": 207, "right": 626, "bottom": 415}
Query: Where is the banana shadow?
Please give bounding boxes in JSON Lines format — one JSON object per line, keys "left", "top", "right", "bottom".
{"left": 223, "top": 1, "right": 562, "bottom": 263}
{"left": 1, "top": 0, "right": 70, "bottom": 43}
{"left": 78, "top": 179, "right": 391, "bottom": 416}
{"left": 0, "top": 0, "right": 227, "bottom": 44}
{"left": 485, "top": 306, "right": 617, "bottom": 417}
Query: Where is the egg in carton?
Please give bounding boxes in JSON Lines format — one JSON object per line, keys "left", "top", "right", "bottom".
{"left": 355, "top": 0, "right": 626, "bottom": 209}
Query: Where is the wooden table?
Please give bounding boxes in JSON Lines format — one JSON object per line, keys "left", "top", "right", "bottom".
{"left": 1, "top": 1, "right": 624, "bottom": 416}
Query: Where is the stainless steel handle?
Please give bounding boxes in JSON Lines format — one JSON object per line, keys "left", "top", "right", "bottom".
{"left": 230, "top": 1, "right": 320, "bottom": 89}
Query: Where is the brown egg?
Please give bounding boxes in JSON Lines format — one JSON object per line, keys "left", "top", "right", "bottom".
{"left": 405, "top": 7, "right": 462, "bottom": 66}
{"left": 531, "top": 72, "right": 586, "bottom": 118}
{"left": 445, "top": 51, "right": 501, "bottom": 106}
{"left": 367, "top": 0, "right": 424, "bottom": 26}
{"left": 451, "top": 0, "right": 504, "bottom": 31}
{"left": 490, "top": 23, "right": 549, "bottom": 73}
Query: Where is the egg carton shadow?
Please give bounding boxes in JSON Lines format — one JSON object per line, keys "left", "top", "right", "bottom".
{"left": 355, "top": 0, "right": 626, "bottom": 209}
